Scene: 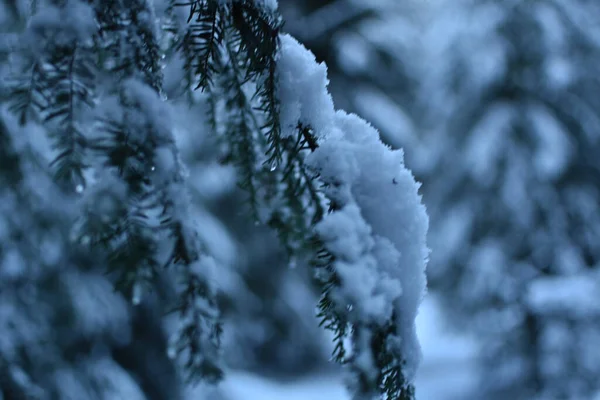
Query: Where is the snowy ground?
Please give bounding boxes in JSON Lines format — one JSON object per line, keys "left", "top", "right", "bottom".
{"left": 189, "top": 295, "right": 478, "bottom": 400}
{"left": 217, "top": 372, "right": 348, "bottom": 400}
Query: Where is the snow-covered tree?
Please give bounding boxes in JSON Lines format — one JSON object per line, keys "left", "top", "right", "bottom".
{"left": 0, "top": 1, "right": 429, "bottom": 399}
{"left": 419, "top": 0, "right": 600, "bottom": 398}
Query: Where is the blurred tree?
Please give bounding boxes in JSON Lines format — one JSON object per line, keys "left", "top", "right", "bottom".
{"left": 419, "top": 0, "right": 600, "bottom": 398}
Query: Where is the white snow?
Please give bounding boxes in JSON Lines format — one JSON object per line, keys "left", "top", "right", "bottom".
{"left": 26, "top": 0, "right": 96, "bottom": 48}
{"left": 276, "top": 37, "right": 335, "bottom": 139}
{"left": 117, "top": 78, "right": 174, "bottom": 148}
{"left": 276, "top": 33, "right": 429, "bottom": 386}
{"left": 316, "top": 205, "right": 401, "bottom": 325}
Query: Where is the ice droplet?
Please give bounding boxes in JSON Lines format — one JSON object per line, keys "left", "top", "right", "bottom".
{"left": 269, "top": 161, "right": 278, "bottom": 172}
{"left": 75, "top": 184, "right": 84, "bottom": 193}
{"left": 346, "top": 304, "right": 353, "bottom": 312}
{"left": 150, "top": 166, "right": 156, "bottom": 171}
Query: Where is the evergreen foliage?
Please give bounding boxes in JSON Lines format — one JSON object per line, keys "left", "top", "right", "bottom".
{"left": 0, "top": 1, "right": 429, "bottom": 399}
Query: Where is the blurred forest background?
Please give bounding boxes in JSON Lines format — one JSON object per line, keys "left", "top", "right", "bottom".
{"left": 1, "top": 0, "right": 600, "bottom": 399}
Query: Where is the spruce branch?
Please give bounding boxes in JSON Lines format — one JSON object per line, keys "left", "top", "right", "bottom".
{"left": 4, "top": 6, "right": 95, "bottom": 144}
{"left": 44, "top": 44, "right": 94, "bottom": 189}
{"left": 218, "top": 34, "right": 266, "bottom": 220}
{"left": 170, "top": 0, "right": 224, "bottom": 91}
{"left": 167, "top": 256, "right": 223, "bottom": 384}
{"left": 81, "top": 0, "right": 225, "bottom": 382}
{"left": 4, "top": 3, "right": 97, "bottom": 190}
{"left": 87, "top": 79, "right": 224, "bottom": 381}
{"left": 229, "top": 1, "right": 284, "bottom": 168}
{"left": 229, "top": 1, "right": 281, "bottom": 77}
{"left": 157, "top": 150, "right": 225, "bottom": 382}
{"left": 92, "top": 0, "right": 164, "bottom": 92}
{"left": 173, "top": 0, "right": 284, "bottom": 168}
{"left": 5, "top": 61, "right": 45, "bottom": 125}
{"left": 265, "top": 124, "right": 326, "bottom": 256}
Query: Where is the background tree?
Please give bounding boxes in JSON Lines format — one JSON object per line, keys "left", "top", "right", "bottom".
{"left": 418, "top": 0, "right": 600, "bottom": 398}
